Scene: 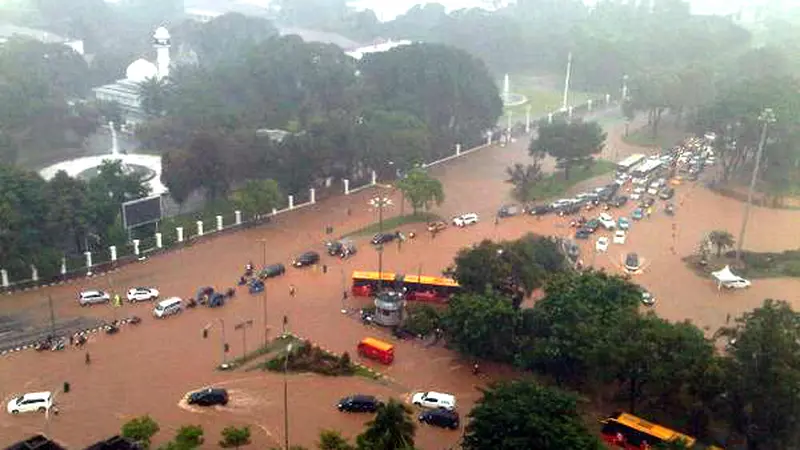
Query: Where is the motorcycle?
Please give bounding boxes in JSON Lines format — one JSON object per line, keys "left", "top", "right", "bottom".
{"left": 35, "top": 339, "right": 51, "bottom": 351}
{"left": 50, "top": 339, "right": 65, "bottom": 351}
{"left": 360, "top": 310, "right": 374, "bottom": 325}
{"left": 128, "top": 316, "right": 142, "bottom": 325}
{"left": 105, "top": 323, "right": 119, "bottom": 335}
{"left": 74, "top": 334, "right": 87, "bottom": 347}
{"left": 186, "top": 298, "right": 198, "bottom": 308}
{"left": 225, "top": 287, "right": 236, "bottom": 298}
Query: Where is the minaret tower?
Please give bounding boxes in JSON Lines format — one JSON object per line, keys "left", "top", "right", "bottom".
{"left": 153, "top": 26, "right": 171, "bottom": 80}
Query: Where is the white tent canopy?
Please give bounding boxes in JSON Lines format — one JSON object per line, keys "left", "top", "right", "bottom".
{"left": 711, "top": 265, "right": 741, "bottom": 283}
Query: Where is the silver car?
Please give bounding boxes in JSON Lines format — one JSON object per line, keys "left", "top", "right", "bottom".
{"left": 79, "top": 290, "right": 110, "bottom": 306}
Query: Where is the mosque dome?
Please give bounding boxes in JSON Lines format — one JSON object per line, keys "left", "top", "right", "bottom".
{"left": 154, "top": 26, "right": 170, "bottom": 40}
{"left": 125, "top": 58, "right": 158, "bottom": 83}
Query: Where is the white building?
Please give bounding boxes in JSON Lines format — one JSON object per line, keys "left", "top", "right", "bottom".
{"left": 92, "top": 27, "right": 171, "bottom": 125}
{"left": 346, "top": 40, "right": 413, "bottom": 60}
{"left": 0, "top": 23, "right": 84, "bottom": 55}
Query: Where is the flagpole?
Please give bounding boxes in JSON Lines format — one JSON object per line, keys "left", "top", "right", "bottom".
{"left": 562, "top": 52, "right": 573, "bottom": 111}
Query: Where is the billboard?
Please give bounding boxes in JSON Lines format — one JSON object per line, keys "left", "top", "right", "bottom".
{"left": 122, "top": 195, "right": 163, "bottom": 229}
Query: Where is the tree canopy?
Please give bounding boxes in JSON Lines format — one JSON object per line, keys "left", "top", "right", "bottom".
{"left": 395, "top": 168, "right": 444, "bottom": 215}
{"left": 530, "top": 120, "right": 606, "bottom": 180}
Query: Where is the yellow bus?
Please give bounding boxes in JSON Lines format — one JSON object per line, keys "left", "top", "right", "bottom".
{"left": 351, "top": 271, "right": 460, "bottom": 303}
{"left": 601, "top": 411, "right": 709, "bottom": 449}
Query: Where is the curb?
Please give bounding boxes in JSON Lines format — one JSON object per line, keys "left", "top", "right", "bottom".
{"left": 0, "top": 320, "right": 133, "bottom": 357}
{"left": 283, "top": 332, "right": 394, "bottom": 382}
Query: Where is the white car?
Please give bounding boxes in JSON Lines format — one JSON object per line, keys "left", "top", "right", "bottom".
{"left": 452, "top": 213, "right": 479, "bottom": 227}
{"left": 595, "top": 237, "right": 609, "bottom": 252}
{"left": 7, "top": 391, "right": 53, "bottom": 415}
{"left": 598, "top": 213, "right": 615, "bottom": 230}
{"left": 411, "top": 391, "right": 456, "bottom": 411}
{"left": 78, "top": 290, "right": 110, "bottom": 306}
{"left": 613, "top": 230, "right": 627, "bottom": 244}
{"left": 723, "top": 279, "right": 751, "bottom": 289}
{"left": 127, "top": 287, "right": 160, "bottom": 302}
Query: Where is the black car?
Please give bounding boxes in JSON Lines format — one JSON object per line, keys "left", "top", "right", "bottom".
{"left": 259, "top": 263, "right": 286, "bottom": 279}
{"left": 497, "top": 204, "right": 520, "bottom": 218}
{"left": 187, "top": 388, "right": 228, "bottom": 406}
{"left": 418, "top": 408, "right": 460, "bottom": 430}
{"left": 292, "top": 251, "right": 320, "bottom": 267}
{"left": 371, "top": 232, "right": 397, "bottom": 245}
{"left": 584, "top": 219, "right": 600, "bottom": 232}
{"left": 326, "top": 239, "right": 357, "bottom": 258}
{"left": 625, "top": 252, "right": 641, "bottom": 272}
{"left": 611, "top": 196, "right": 629, "bottom": 207}
{"left": 658, "top": 188, "right": 675, "bottom": 200}
{"left": 529, "top": 205, "right": 552, "bottom": 216}
{"left": 575, "top": 228, "right": 591, "bottom": 240}
{"left": 337, "top": 395, "right": 381, "bottom": 413}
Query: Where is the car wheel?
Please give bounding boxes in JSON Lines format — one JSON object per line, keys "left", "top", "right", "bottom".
{"left": 413, "top": 402, "right": 421, "bottom": 407}
{"left": 11, "top": 409, "right": 19, "bottom": 414}
{"left": 38, "top": 407, "right": 46, "bottom": 413}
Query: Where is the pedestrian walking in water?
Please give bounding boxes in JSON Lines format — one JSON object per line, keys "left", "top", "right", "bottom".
{"left": 85, "top": 352, "right": 91, "bottom": 365}
{"left": 289, "top": 285, "right": 296, "bottom": 297}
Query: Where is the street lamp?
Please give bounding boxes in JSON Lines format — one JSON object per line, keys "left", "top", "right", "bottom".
{"left": 234, "top": 319, "right": 253, "bottom": 358}
{"left": 368, "top": 196, "right": 392, "bottom": 290}
{"left": 283, "top": 342, "right": 293, "bottom": 450}
{"left": 736, "top": 108, "right": 777, "bottom": 262}
{"left": 259, "top": 239, "right": 269, "bottom": 346}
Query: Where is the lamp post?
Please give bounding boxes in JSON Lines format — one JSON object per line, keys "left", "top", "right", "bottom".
{"left": 283, "top": 342, "right": 293, "bottom": 450}
{"left": 622, "top": 74, "right": 629, "bottom": 101}
{"left": 234, "top": 319, "right": 253, "bottom": 358}
{"left": 736, "top": 108, "right": 776, "bottom": 262}
{"left": 368, "top": 196, "right": 392, "bottom": 290}
{"left": 259, "top": 239, "right": 268, "bottom": 346}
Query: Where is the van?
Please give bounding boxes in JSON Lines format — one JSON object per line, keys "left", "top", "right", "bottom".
{"left": 153, "top": 297, "right": 182, "bottom": 318}
{"left": 357, "top": 337, "right": 394, "bottom": 364}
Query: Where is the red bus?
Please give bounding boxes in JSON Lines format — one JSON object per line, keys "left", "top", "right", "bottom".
{"left": 600, "top": 412, "right": 723, "bottom": 450}
{"left": 351, "top": 271, "right": 460, "bottom": 303}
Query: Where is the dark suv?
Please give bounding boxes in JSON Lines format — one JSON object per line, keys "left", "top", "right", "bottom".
{"left": 337, "top": 395, "right": 381, "bottom": 413}
{"left": 292, "top": 251, "right": 320, "bottom": 267}
{"left": 259, "top": 263, "right": 286, "bottom": 279}
{"left": 371, "top": 232, "right": 397, "bottom": 245}
{"left": 187, "top": 388, "right": 228, "bottom": 406}
{"left": 418, "top": 408, "right": 460, "bottom": 429}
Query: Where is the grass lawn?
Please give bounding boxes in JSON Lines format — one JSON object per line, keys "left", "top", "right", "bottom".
{"left": 622, "top": 123, "right": 690, "bottom": 150}
{"left": 501, "top": 74, "right": 598, "bottom": 120}
{"left": 685, "top": 250, "right": 800, "bottom": 279}
{"left": 343, "top": 212, "right": 440, "bottom": 238}
{"left": 525, "top": 159, "right": 616, "bottom": 201}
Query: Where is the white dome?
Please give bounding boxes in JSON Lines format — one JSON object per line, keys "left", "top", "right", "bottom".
{"left": 126, "top": 59, "right": 158, "bottom": 82}
{"left": 154, "top": 26, "right": 170, "bottom": 40}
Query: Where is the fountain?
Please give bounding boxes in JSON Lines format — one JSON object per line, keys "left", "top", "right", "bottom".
{"left": 501, "top": 73, "right": 527, "bottom": 107}
{"left": 39, "top": 122, "right": 166, "bottom": 194}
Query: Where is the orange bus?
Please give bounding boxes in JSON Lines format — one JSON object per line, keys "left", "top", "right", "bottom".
{"left": 357, "top": 337, "right": 394, "bottom": 364}
{"left": 351, "top": 271, "right": 460, "bottom": 303}
{"left": 601, "top": 412, "right": 722, "bottom": 450}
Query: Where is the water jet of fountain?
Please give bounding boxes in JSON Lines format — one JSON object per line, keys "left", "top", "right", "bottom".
{"left": 503, "top": 74, "right": 510, "bottom": 105}
{"left": 109, "top": 121, "right": 120, "bottom": 158}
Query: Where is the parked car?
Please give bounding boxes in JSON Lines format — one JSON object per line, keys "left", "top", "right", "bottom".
{"left": 528, "top": 205, "right": 552, "bottom": 216}
{"left": 596, "top": 236, "right": 609, "bottom": 253}
{"left": 411, "top": 391, "right": 456, "bottom": 411}
{"left": 612, "top": 196, "right": 629, "bottom": 207}
{"left": 641, "top": 290, "right": 656, "bottom": 306}
{"left": 598, "top": 212, "right": 616, "bottom": 230}
{"left": 640, "top": 197, "right": 656, "bottom": 208}
{"left": 259, "top": 263, "right": 287, "bottom": 279}
{"left": 427, "top": 221, "right": 447, "bottom": 233}
{"left": 632, "top": 208, "right": 644, "bottom": 220}
{"left": 337, "top": 395, "right": 381, "bottom": 413}
{"left": 292, "top": 251, "right": 320, "bottom": 267}
{"left": 497, "top": 204, "right": 520, "bottom": 217}
{"left": 575, "top": 228, "right": 591, "bottom": 240}
{"left": 617, "top": 217, "right": 631, "bottom": 230}
{"left": 187, "top": 388, "right": 229, "bottom": 407}
{"left": 126, "top": 287, "right": 159, "bottom": 302}
{"left": 722, "top": 279, "right": 752, "bottom": 289}
{"left": 79, "top": 290, "right": 110, "bottom": 306}
{"left": 659, "top": 188, "right": 675, "bottom": 200}
{"left": 372, "top": 232, "right": 397, "bottom": 245}
{"left": 326, "top": 239, "right": 357, "bottom": 258}
{"left": 584, "top": 219, "right": 600, "bottom": 233}
{"left": 613, "top": 230, "right": 627, "bottom": 244}
{"left": 419, "top": 408, "right": 460, "bottom": 430}
{"left": 625, "top": 253, "right": 641, "bottom": 272}
{"left": 6, "top": 391, "right": 53, "bottom": 415}
{"left": 452, "top": 213, "right": 479, "bottom": 227}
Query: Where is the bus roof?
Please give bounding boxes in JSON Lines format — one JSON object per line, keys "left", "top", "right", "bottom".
{"left": 359, "top": 337, "right": 393, "bottom": 352}
{"left": 403, "top": 274, "right": 460, "bottom": 287}
{"left": 632, "top": 159, "right": 663, "bottom": 175}
{"left": 609, "top": 413, "right": 696, "bottom": 446}
{"left": 352, "top": 271, "right": 397, "bottom": 282}
{"left": 617, "top": 153, "right": 646, "bottom": 168}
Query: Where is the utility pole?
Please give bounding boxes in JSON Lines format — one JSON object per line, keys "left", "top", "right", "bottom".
{"left": 259, "top": 239, "right": 268, "bottom": 346}
{"left": 283, "top": 342, "right": 293, "bottom": 450}
{"left": 735, "top": 108, "right": 776, "bottom": 262}
{"left": 234, "top": 319, "right": 253, "bottom": 358}
{"left": 47, "top": 295, "right": 56, "bottom": 339}
{"left": 561, "top": 52, "right": 573, "bottom": 111}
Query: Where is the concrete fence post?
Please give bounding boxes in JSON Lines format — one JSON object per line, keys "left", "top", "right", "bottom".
{"left": 548, "top": 113, "right": 554, "bottom": 124}
{"left": 272, "top": 208, "right": 277, "bottom": 215}
{"left": 587, "top": 99, "right": 593, "bottom": 111}
{"left": 606, "top": 93, "right": 611, "bottom": 104}
{"left": 196, "top": 221, "right": 203, "bottom": 237}
{"left": 133, "top": 240, "right": 141, "bottom": 257}
{"left": 310, "top": 188, "right": 316, "bottom": 204}
{"left": 176, "top": 227, "right": 184, "bottom": 243}
{"left": 1, "top": 269, "right": 8, "bottom": 288}
{"left": 371, "top": 170, "right": 377, "bottom": 185}
{"left": 109, "top": 246, "right": 117, "bottom": 262}
{"left": 235, "top": 210, "right": 242, "bottom": 225}
{"left": 344, "top": 179, "right": 350, "bottom": 195}
{"left": 84, "top": 251, "right": 92, "bottom": 271}
{"left": 455, "top": 143, "right": 461, "bottom": 155}
{"left": 31, "top": 265, "right": 39, "bottom": 282}
{"left": 60, "top": 257, "right": 67, "bottom": 275}
{"left": 568, "top": 106, "right": 574, "bottom": 119}
{"left": 155, "top": 233, "right": 163, "bottom": 249}
{"left": 288, "top": 195, "right": 294, "bottom": 210}
{"left": 486, "top": 133, "right": 492, "bottom": 146}
{"left": 216, "top": 215, "right": 223, "bottom": 231}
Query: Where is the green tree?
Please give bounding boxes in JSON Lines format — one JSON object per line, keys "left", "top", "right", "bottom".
{"left": 463, "top": 380, "right": 604, "bottom": 450}
{"left": 231, "top": 179, "right": 283, "bottom": 219}
{"left": 530, "top": 120, "right": 606, "bottom": 180}
{"left": 707, "top": 230, "right": 735, "bottom": 257}
{"left": 219, "top": 426, "right": 251, "bottom": 449}
{"left": 186, "top": 132, "right": 230, "bottom": 200}
{"left": 395, "top": 168, "right": 444, "bottom": 215}
{"left": 318, "top": 429, "right": 354, "bottom": 450}
{"left": 121, "top": 415, "right": 160, "bottom": 449}
{"left": 174, "top": 425, "right": 204, "bottom": 448}
{"left": 176, "top": 13, "right": 278, "bottom": 67}
{"left": 161, "top": 149, "right": 196, "bottom": 209}
{"left": 442, "top": 291, "right": 522, "bottom": 362}
{"left": 138, "top": 77, "right": 169, "bottom": 118}
{"left": 505, "top": 163, "right": 542, "bottom": 202}
{"left": 718, "top": 299, "right": 800, "bottom": 449}
{"left": 45, "top": 171, "right": 90, "bottom": 252}
{"left": 356, "top": 398, "right": 415, "bottom": 450}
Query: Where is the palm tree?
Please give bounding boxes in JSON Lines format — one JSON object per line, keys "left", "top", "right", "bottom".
{"left": 505, "top": 163, "right": 542, "bottom": 202}
{"left": 356, "top": 398, "right": 416, "bottom": 450}
{"left": 708, "top": 230, "right": 735, "bottom": 257}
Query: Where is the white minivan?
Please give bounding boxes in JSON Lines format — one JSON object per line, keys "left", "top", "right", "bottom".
{"left": 7, "top": 391, "right": 53, "bottom": 414}
{"left": 153, "top": 297, "right": 183, "bottom": 318}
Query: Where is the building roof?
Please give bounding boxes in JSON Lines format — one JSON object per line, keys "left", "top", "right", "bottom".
{"left": 125, "top": 59, "right": 158, "bottom": 83}
{"left": 5, "top": 435, "right": 68, "bottom": 450}
{"left": 346, "top": 40, "right": 413, "bottom": 60}
{"left": 0, "top": 23, "right": 70, "bottom": 44}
